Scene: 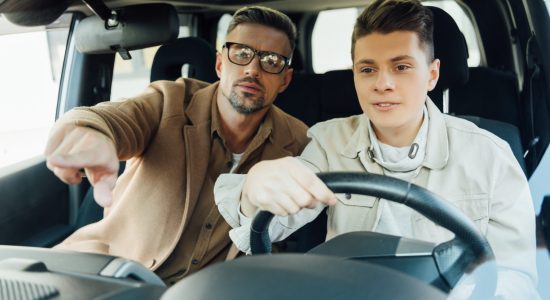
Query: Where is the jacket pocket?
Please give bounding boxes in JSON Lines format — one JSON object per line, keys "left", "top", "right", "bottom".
{"left": 327, "top": 194, "right": 378, "bottom": 239}
{"left": 335, "top": 193, "right": 377, "bottom": 207}
{"left": 451, "top": 194, "right": 490, "bottom": 235}
{"left": 413, "top": 193, "right": 490, "bottom": 242}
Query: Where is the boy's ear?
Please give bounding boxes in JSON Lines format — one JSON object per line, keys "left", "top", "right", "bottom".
{"left": 427, "top": 58, "right": 440, "bottom": 91}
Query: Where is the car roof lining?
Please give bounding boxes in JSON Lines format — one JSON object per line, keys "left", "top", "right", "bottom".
{"left": 75, "top": 0, "right": 370, "bottom": 13}
{"left": 1, "top": 0, "right": 371, "bottom": 19}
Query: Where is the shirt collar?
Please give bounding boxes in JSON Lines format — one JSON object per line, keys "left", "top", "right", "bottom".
{"left": 366, "top": 106, "right": 428, "bottom": 173}
{"left": 423, "top": 97, "right": 449, "bottom": 169}
{"left": 210, "top": 89, "right": 222, "bottom": 138}
{"left": 341, "top": 97, "right": 448, "bottom": 170}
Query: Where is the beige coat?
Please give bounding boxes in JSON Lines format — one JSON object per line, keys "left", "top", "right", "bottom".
{"left": 54, "top": 78, "right": 309, "bottom": 270}
{"left": 298, "top": 98, "right": 537, "bottom": 281}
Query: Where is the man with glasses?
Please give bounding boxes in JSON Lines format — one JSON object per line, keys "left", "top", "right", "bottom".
{"left": 44, "top": 6, "right": 308, "bottom": 285}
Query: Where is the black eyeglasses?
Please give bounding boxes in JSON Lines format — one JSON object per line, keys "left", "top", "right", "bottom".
{"left": 222, "top": 42, "right": 291, "bottom": 74}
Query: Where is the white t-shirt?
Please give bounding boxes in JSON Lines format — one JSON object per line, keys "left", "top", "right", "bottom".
{"left": 369, "top": 107, "right": 428, "bottom": 238}
{"left": 229, "top": 152, "right": 243, "bottom": 173}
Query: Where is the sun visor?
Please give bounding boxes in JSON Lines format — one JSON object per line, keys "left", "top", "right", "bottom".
{"left": 75, "top": 3, "right": 179, "bottom": 58}
{"left": 1, "top": 0, "right": 69, "bottom": 26}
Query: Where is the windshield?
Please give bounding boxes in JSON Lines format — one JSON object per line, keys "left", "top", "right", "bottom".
{"left": 0, "top": 14, "right": 70, "bottom": 170}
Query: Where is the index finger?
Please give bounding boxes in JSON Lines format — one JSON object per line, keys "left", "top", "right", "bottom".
{"left": 288, "top": 160, "right": 336, "bottom": 205}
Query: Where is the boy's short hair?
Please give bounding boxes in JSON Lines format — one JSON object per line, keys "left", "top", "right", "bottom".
{"left": 351, "top": 0, "right": 434, "bottom": 62}
{"left": 227, "top": 6, "right": 297, "bottom": 53}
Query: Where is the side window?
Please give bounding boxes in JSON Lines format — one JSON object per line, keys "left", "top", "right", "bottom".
{"left": 216, "top": 14, "right": 232, "bottom": 51}
{"left": 0, "top": 14, "right": 70, "bottom": 171}
{"left": 311, "top": 8, "right": 360, "bottom": 73}
{"left": 110, "top": 15, "right": 194, "bottom": 101}
{"left": 311, "top": 1, "right": 481, "bottom": 73}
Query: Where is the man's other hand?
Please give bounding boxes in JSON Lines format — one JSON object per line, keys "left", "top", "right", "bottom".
{"left": 241, "top": 157, "right": 337, "bottom": 217}
{"left": 44, "top": 124, "right": 119, "bottom": 207}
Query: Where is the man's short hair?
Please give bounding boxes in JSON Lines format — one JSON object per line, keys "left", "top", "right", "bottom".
{"left": 227, "top": 6, "right": 297, "bottom": 53}
{"left": 351, "top": 0, "right": 434, "bottom": 62}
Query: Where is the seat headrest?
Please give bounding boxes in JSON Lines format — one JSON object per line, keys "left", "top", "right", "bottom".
{"left": 290, "top": 48, "right": 304, "bottom": 72}
{"left": 150, "top": 37, "right": 218, "bottom": 83}
{"left": 429, "top": 6, "right": 469, "bottom": 89}
{"left": 320, "top": 70, "right": 362, "bottom": 120}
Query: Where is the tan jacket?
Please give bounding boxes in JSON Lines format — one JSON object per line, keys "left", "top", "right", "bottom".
{"left": 54, "top": 78, "right": 309, "bottom": 270}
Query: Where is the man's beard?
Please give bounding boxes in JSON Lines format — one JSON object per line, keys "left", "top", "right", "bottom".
{"left": 227, "top": 89, "right": 266, "bottom": 115}
{"left": 226, "top": 77, "right": 266, "bottom": 115}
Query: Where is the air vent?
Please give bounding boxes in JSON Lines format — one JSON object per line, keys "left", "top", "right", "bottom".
{"left": 0, "top": 278, "right": 58, "bottom": 300}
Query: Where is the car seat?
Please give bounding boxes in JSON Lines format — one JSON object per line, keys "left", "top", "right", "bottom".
{"left": 428, "top": 6, "right": 526, "bottom": 174}
{"left": 150, "top": 36, "right": 217, "bottom": 83}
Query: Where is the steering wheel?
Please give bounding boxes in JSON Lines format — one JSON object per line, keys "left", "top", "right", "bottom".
{"left": 250, "top": 172, "right": 497, "bottom": 298}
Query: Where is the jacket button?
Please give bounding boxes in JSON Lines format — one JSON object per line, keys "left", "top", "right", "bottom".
{"left": 344, "top": 193, "right": 352, "bottom": 200}
{"left": 205, "top": 223, "right": 213, "bottom": 230}
{"left": 191, "top": 259, "right": 200, "bottom": 265}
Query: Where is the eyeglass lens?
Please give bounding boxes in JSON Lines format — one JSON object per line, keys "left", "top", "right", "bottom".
{"left": 227, "top": 43, "right": 287, "bottom": 74}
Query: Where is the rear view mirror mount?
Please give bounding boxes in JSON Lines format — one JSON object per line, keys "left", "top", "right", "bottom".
{"left": 75, "top": 3, "right": 179, "bottom": 60}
